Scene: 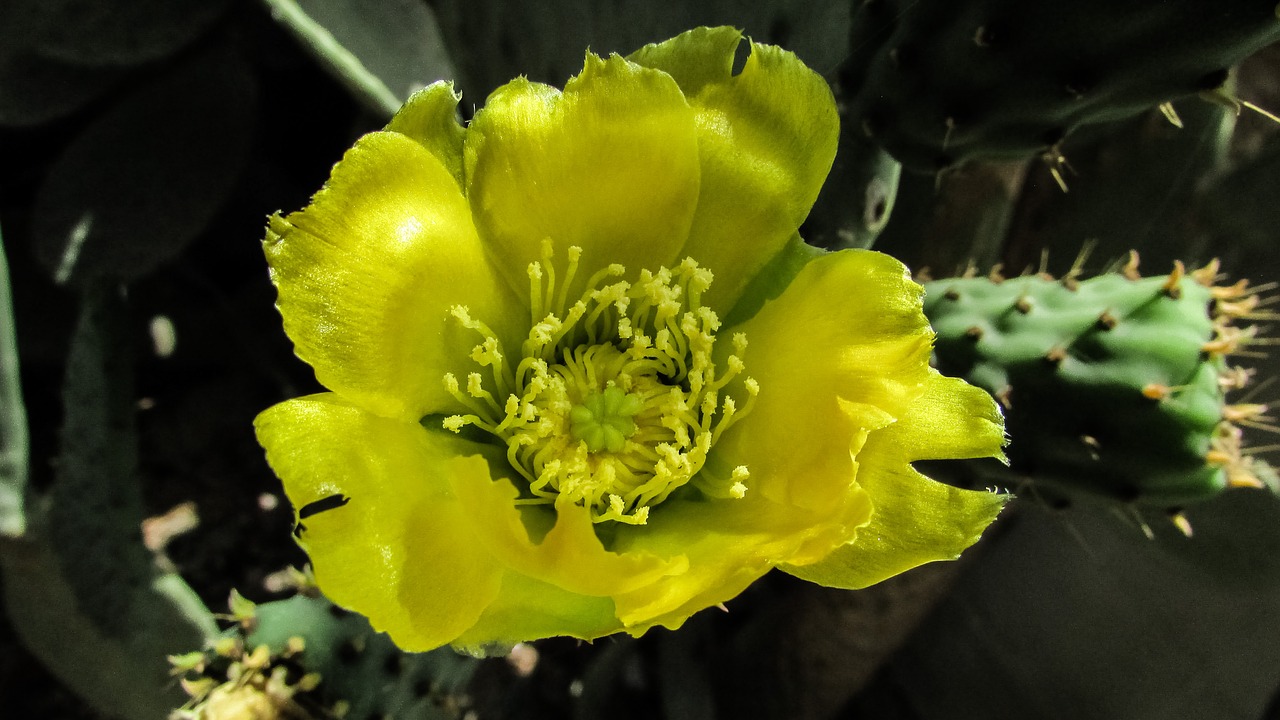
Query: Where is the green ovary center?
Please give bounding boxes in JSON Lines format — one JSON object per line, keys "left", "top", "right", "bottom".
{"left": 442, "top": 242, "right": 757, "bottom": 525}
{"left": 570, "top": 386, "right": 643, "bottom": 453}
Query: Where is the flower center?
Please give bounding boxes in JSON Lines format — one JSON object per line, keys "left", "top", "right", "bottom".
{"left": 569, "top": 386, "right": 643, "bottom": 453}
{"left": 441, "top": 242, "right": 757, "bottom": 525}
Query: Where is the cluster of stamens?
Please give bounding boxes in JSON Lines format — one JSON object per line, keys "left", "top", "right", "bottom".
{"left": 442, "top": 242, "right": 757, "bottom": 524}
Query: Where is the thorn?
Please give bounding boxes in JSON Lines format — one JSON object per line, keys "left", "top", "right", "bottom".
{"left": 1014, "top": 296, "right": 1033, "bottom": 314}
{"left": 1235, "top": 311, "right": 1280, "bottom": 322}
{"left": 1041, "top": 144, "right": 1075, "bottom": 193}
{"left": 1248, "top": 280, "right": 1279, "bottom": 295}
{"left": 1222, "top": 403, "right": 1269, "bottom": 423}
{"left": 1159, "top": 102, "right": 1184, "bottom": 128}
{"left": 1211, "top": 278, "right": 1252, "bottom": 300}
{"left": 943, "top": 287, "right": 961, "bottom": 301}
{"left": 1049, "top": 164, "right": 1070, "bottom": 193}
{"left": 1161, "top": 260, "right": 1186, "bottom": 299}
{"left": 1242, "top": 99, "right": 1280, "bottom": 126}
{"left": 1228, "top": 472, "right": 1266, "bottom": 489}
{"left": 1215, "top": 295, "right": 1260, "bottom": 319}
{"left": 1219, "top": 366, "right": 1255, "bottom": 392}
{"left": 1121, "top": 250, "right": 1142, "bottom": 280}
{"left": 1170, "top": 510, "right": 1193, "bottom": 538}
{"left": 1081, "top": 435, "right": 1101, "bottom": 460}
{"left": 1126, "top": 506, "right": 1156, "bottom": 540}
{"left": 995, "top": 386, "right": 1013, "bottom": 409}
{"left": 1203, "top": 325, "right": 1257, "bottom": 356}
{"left": 943, "top": 116, "right": 956, "bottom": 151}
{"left": 1096, "top": 310, "right": 1118, "bottom": 330}
{"left": 1064, "top": 240, "right": 1096, "bottom": 286}
{"left": 1143, "top": 383, "right": 1171, "bottom": 400}
{"left": 1206, "top": 423, "right": 1267, "bottom": 490}
{"left": 1191, "top": 258, "right": 1221, "bottom": 286}
{"left": 964, "top": 325, "right": 985, "bottom": 340}
{"left": 1142, "top": 383, "right": 1189, "bottom": 401}
{"left": 1043, "top": 346, "right": 1068, "bottom": 364}
{"left": 1236, "top": 374, "right": 1272, "bottom": 402}
{"left": 988, "top": 263, "right": 1005, "bottom": 283}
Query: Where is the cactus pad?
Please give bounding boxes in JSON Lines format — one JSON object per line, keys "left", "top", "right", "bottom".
{"left": 922, "top": 255, "right": 1274, "bottom": 517}
{"left": 845, "top": 0, "right": 1280, "bottom": 170}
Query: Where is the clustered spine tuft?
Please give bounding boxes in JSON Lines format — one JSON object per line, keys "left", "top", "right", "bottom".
{"left": 170, "top": 584, "right": 480, "bottom": 720}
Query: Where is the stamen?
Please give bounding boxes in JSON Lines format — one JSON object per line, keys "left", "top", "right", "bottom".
{"left": 527, "top": 262, "right": 544, "bottom": 325}
{"left": 540, "top": 239, "right": 557, "bottom": 321}
{"left": 556, "top": 246, "right": 583, "bottom": 317}
{"left": 439, "top": 247, "right": 757, "bottom": 524}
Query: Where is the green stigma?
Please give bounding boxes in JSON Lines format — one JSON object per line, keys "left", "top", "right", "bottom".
{"left": 569, "top": 386, "right": 644, "bottom": 453}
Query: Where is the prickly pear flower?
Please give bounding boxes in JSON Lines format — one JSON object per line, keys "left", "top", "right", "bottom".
{"left": 254, "top": 26, "right": 1007, "bottom": 652}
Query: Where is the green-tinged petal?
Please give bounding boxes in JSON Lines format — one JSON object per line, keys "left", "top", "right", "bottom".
{"left": 781, "top": 373, "right": 1009, "bottom": 590}
{"left": 716, "top": 249, "right": 935, "bottom": 512}
{"left": 629, "top": 27, "right": 839, "bottom": 308}
{"left": 266, "top": 131, "right": 518, "bottom": 422}
{"left": 448, "top": 471, "right": 688, "bottom": 597}
{"left": 454, "top": 573, "right": 622, "bottom": 648}
{"left": 254, "top": 394, "right": 504, "bottom": 651}
{"left": 463, "top": 52, "right": 700, "bottom": 295}
{"left": 611, "top": 489, "right": 872, "bottom": 630}
{"left": 385, "top": 81, "right": 467, "bottom": 189}
{"left": 885, "top": 372, "right": 1009, "bottom": 464}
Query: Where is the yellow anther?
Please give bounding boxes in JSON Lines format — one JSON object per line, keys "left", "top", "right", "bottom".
{"left": 441, "top": 246, "right": 757, "bottom": 524}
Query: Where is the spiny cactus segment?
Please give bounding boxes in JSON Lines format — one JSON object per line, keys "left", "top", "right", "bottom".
{"left": 170, "top": 584, "right": 480, "bottom": 719}
{"left": 844, "top": 0, "right": 1280, "bottom": 171}
{"left": 922, "top": 252, "right": 1277, "bottom": 533}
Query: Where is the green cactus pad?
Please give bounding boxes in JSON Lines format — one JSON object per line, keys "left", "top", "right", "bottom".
{"left": 923, "top": 256, "right": 1271, "bottom": 511}
{"left": 845, "top": 0, "right": 1280, "bottom": 170}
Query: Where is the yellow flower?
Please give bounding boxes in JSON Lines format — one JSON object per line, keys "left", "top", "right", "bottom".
{"left": 254, "top": 26, "right": 1007, "bottom": 652}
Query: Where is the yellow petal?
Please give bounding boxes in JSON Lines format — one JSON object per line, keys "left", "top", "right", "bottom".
{"left": 611, "top": 487, "right": 871, "bottom": 630}
{"left": 265, "top": 131, "right": 519, "bottom": 422}
{"left": 463, "top": 52, "right": 700, "bottom": 295}
{"left": 781, "top": 373, "right": 1009, "bottom": 589}
{"left": 254, "top": 394, "right": 505, "bottom": 651}
{"left": 717, "top": 249, "right": 935, "bottom": 512}
{"left": 447, "top": 473, "right": 688, "bottom": 598}
{"left": 629, "top": 27, "right": 839, "bottom": 308}
{"left": 385, "top": 81, "right": 467, "bottom": 189}
{"left": 453, "top": 572, "right": 622, "bottom": 648}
